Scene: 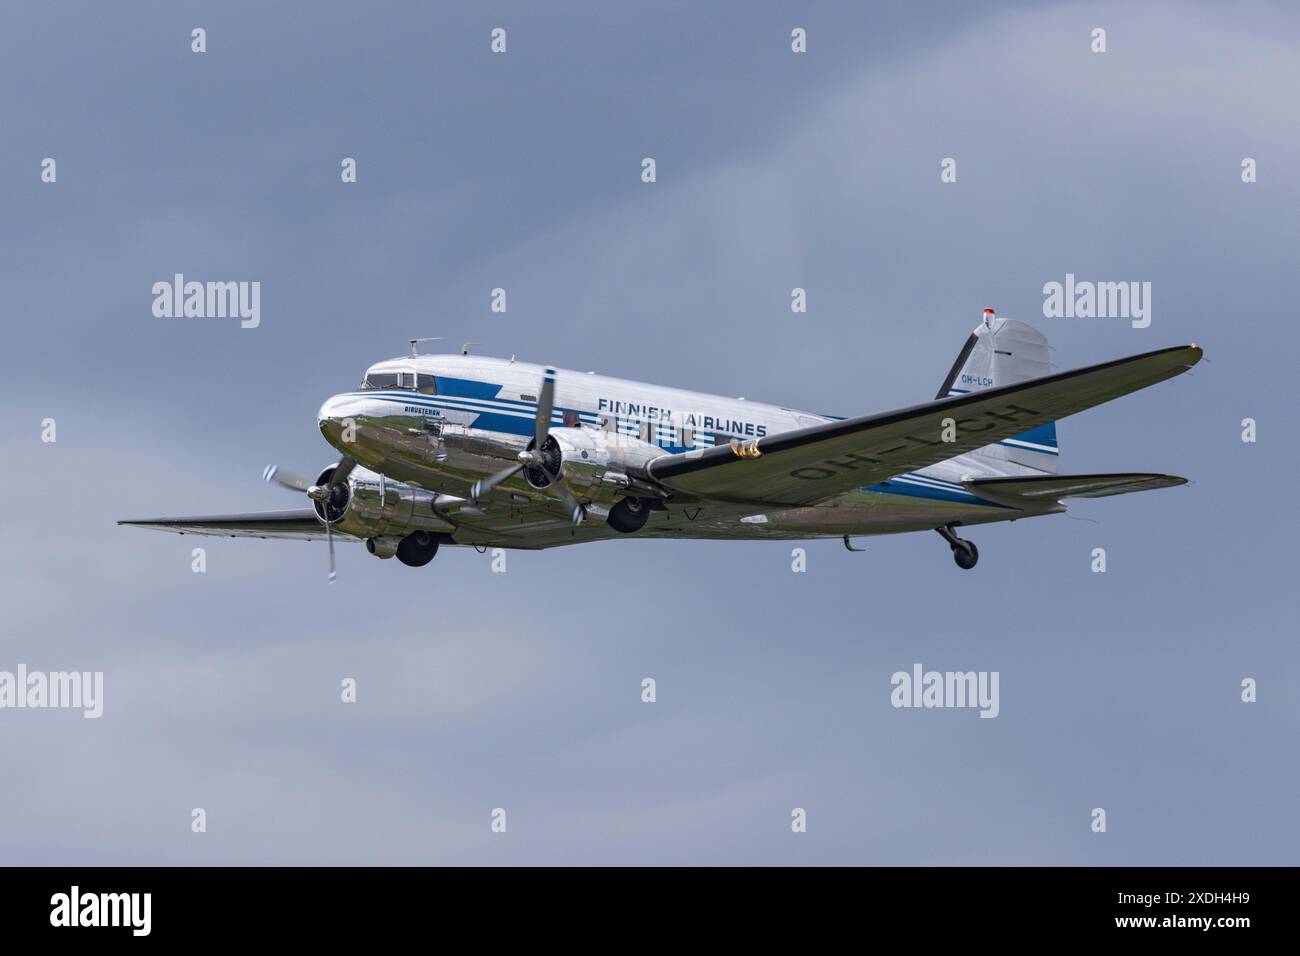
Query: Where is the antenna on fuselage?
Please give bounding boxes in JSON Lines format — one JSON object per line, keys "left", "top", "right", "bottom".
{"left": 409, "top": 336, "right": 443, "bottom": 357}
{"left": 461, "top": 341, "right": 480, "bottom": 355}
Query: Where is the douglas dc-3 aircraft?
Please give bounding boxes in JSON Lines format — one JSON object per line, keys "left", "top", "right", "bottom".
{"left": 121, "top": 312, "right": 1202, "bottom": 577}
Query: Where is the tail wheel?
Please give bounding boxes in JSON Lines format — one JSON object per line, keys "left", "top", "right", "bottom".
{"left": 607, "top": 497, "right": 651, "bottom": 534}
{"left": 396, "top": 531, "right": 439, "bottom": 567}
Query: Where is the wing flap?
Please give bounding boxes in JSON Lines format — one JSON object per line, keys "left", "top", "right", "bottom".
{"left": 118, "top": 509, "right": 334, "bottom": 541}
{"left": 646, "top": 344, "right": 1201, "bottom": 506}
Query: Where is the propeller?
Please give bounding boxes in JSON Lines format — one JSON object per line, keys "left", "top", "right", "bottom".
{"left": 262, "top": 464, "right": 312, "bottom": 492}
{"left": 466, "top": 368, "right": 584, "bottom": 525}
{"left": 265, "top": 456, "right": 357, "bottom": 583}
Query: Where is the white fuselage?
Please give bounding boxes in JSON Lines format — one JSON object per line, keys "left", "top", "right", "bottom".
{"left": 314, "top": 353, "right": 1036, "bottom": 547}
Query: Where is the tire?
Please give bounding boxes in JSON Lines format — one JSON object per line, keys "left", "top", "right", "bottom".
{"left": 606, "top": 497, "right": 651, "bottom": 534}
{"left": 952, "top": 540, "right": 979, "bottom": 570}
{"left": 396, "top": 531, "right": 439, "bottom": 567}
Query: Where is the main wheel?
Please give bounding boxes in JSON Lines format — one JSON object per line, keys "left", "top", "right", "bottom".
{"left": 396, "top": 531, "right": 439, "bottom": 567}
{"left": 606, "top": 496, "right": 651, "bottom": 534}
{"left": 951, "top": 540, "right": 979, "bottom": 570}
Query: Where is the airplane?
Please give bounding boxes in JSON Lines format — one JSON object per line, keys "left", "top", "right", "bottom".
{"left": 120, "top": 310, "right": 1202, "bottom": 577}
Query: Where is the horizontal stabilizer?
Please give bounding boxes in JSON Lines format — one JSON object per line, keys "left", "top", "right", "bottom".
{"left": 965, "top": 472, "right": 1186, "bottom": 508}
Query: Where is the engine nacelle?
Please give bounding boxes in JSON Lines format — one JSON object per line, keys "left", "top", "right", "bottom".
{"left": 528, "top": 428, "right": 667, "bottom": 504}
{"left": 312, "top": 463, "right": 455, "bottom": 539}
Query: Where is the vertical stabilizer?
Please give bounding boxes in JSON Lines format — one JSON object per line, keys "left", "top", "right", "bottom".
{"left": 937, "top": 311, "right": 1059, "bottom": 474}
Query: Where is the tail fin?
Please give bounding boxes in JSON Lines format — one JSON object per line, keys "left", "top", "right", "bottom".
{"left": 937, "top": 312, "right": 1059, "bottom": 474}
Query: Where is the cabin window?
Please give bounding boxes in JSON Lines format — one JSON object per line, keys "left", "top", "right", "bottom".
{"left": 396, "top": 371, "right": 416, "bottom": 389}
{"left": 563, "top": 410, "right": 581, "bottom": 428}
{"left": 418, "top": 373, "right": 438, "bottom": 395}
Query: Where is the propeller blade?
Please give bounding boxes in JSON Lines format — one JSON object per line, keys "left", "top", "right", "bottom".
{"left": 326, "top": 519, "right": 336, "bottom": 584}
{"left": 328, "top": 457, "right": 356, "bottom": 489}
{"left": 534, "top": 369, "right": 556, "bottom": 448}
{"left": 469, "top": 462, "right": 524, "bottom": 502}
{"left": 263, "top": 464, "right": 312, "bottom": 493}
{"left": 544, "top": 468, "right": 586, "bottom": 526}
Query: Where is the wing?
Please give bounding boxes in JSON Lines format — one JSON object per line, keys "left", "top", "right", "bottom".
{"left": 646, "top": 344, "right": 1201, "bottom": 506}
{"left": 118, "top": 509, "right": 337, "bottom": 541}
{"left": 966, "top": 472, "right": 1186, "bottom": 508}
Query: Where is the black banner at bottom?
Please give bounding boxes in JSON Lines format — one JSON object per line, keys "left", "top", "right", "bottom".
{"left": 0, "top": 866, "right": 1281, "bottom": 941}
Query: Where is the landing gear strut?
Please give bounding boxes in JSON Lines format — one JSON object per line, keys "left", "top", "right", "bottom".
{"left": 936, "top": 525, "right": 979, "bottom": 570}
{"left": 607, "top": 496, "right": 651, "bottom": 534}
{"left": 396, "top": 531, "right": 440, "bottom": 567}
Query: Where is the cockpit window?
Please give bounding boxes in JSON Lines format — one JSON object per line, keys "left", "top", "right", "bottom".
{"left": 360, "top": 372, "right": 400, "bottom": 390}
{"left": 360, "top": 370, "right": 437, "bottom": 392}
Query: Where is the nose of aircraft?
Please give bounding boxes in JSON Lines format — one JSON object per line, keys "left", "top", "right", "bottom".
{"left": 317, "top": 394, "right": 364, "bottom": 451}
{"left": 317, "top": 393, "right": 350, "bottom": 431}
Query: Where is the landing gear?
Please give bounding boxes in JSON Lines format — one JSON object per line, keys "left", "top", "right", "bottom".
{"left": 396, "top": 530, "right": 439, "bottom": 567}
{"left": 607, "top": 496, "right": 651, "bottom": 534}
{"left": 952, "top": 540, "right": 979, "bottom": 570}
{"left": 935, "top": 525, "right": 979, "bottom": 570}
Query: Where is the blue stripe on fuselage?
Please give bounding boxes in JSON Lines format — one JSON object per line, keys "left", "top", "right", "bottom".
{"left": 434, "top": 376, "right": 511, "bottom": 401}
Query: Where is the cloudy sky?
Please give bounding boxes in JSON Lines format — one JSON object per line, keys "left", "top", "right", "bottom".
{"left": 1, "top": 0, "right": 1296, "bottom": 864}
